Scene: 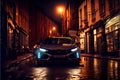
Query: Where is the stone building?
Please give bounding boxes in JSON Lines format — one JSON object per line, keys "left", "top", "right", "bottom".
{"left": 1, "top": 0, "right": 58, "bottom": 60}
{"left": 78, "top": 0, "right": 120, "bottom": 56}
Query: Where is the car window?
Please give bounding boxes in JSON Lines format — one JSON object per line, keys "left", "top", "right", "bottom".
{"left": 59, "top": 38, "right": 73, "bottom": 44}
{"left": 43, "top": 38, "right": 73, "bottom": 45}
{"left": 44, "top": 38, "right": 58, "bottom": 44}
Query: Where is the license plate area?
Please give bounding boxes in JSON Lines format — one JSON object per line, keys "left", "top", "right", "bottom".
{"left": 53, "top": 55, "right": 66, "bottom": 58}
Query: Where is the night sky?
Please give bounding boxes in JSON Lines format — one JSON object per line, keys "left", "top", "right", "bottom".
{"left": 34, "top": 0, "right": 67, "bottom": 23}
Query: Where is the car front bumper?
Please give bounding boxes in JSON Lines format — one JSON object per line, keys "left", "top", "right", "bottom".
{"left": 35, "top": 52, "right": 80, "bottom": 64}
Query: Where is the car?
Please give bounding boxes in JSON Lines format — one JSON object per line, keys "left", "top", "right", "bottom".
{"left": 33, "top": 37, "right": 80, "bottom": 65}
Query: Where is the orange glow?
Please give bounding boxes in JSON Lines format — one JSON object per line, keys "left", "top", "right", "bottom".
{"left": 49, "top": 30, "right": 52, "bottom": 34}
{"left": 58, "top": 7, "right": 63, "bottom": 13}
{"left": 52, "top": 27, "right": 56, "bottom": 31}
{"left": 56, "top": 6, "right": 65, "bottom": 15}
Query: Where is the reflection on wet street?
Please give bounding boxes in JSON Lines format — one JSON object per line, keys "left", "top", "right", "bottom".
{"left": 80, "top": 57, "right": 119, "bottom": 80}
{"left": 26, "top": 66, "right": 82, "bottom": 80}
{"left": 17, "top": 57, "right": 120, "bottom": 80}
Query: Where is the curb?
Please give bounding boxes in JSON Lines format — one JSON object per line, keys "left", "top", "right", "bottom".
{"left": 3, "top": 53, "right": 34, "bottom": 70}
{"left": 81, "top": 54, "right": 120, "bottom": 60}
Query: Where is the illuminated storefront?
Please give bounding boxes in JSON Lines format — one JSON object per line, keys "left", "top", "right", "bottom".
{"left": 93, "top": 29, "right": 97, "bottom": 53}
{"left": 84, "top": 28, "right": 94, "bottom": 54}
{"left": 92, "top": 20, "right": 106, "bottom": 54}
{"left": 80, "top": 32, "right": 85, "bottom": 53}
{"left": 105, "top": 14, "right": 120, "bottom": 55}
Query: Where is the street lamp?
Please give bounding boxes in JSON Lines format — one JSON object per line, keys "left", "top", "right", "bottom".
{"left": 49, "top": 30, "right": 52, "bottom": 34}
{"left": 52, "top": 26, "right": 56, "bottom": 31}
{"left": 49, "top": 30, "right": 52, "bottom": 37}
{"left": 49, "top": 26, "right": 57, "bottom": 37}
{"left": 52, "top": 26, "right": 56, "bottom": 37}
{"left": 57, "top": 6, "right": 65, "bottom": 17}
{"left": 56, "top": 6, "right": 65, "bottom": 36}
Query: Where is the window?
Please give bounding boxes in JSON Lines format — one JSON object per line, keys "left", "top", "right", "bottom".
{"left": 79, "top": 9, "right": 82, "bottom": 26}
{"left": 84, "top": 5, "right": 87, "bottom": 23}
{"left": 79, "top": 9, "right": 83, "bottom": 30}
{"left": 94, "top": 29, "right": 97, "bottom": 52}
{"left": 99, "top": 0, "right": 105, "bottom": 17}
{"left": 91, "top": 0, "right": 96, "bottom": 22}
{"left": 106, "top": 33, "right": 114, "bottom": 52}
{"left": 108, "top": 0, "right": 115, "bottom": 10}
{"left": 8, "top": 26, "right": 13, "bottom": 48}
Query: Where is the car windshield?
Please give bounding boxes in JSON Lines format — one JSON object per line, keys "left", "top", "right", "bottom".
{"left": 43, "top": 38, "right": 73, "bottom": 45}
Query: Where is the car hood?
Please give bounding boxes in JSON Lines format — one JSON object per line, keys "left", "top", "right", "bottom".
{"left": 40, "top": 44, "right": 76, "bottom": 50}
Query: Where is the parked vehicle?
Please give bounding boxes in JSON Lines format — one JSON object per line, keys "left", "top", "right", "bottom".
{"left": 33, "top": 37, "right": 80, "bottom": 65}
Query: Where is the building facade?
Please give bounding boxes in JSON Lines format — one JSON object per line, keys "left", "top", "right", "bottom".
{"left": 1, "top": 0, "right": 59, "bottom": 61}
{"left": 63, "top": 0, "right": 83, "bottom": 43}
{"left": 78, "top": 0, "right": 120, "bottom": 56}
{"left": 29, "top": 4, "right": 59, "bottom": 48}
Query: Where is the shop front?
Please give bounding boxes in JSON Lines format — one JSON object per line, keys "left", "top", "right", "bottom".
{"left": 105, "top": 14, "right": 120, "bottom": 56}
{"left": 79, "top": 31, "right": 85, "bottom": 53}
{"left": 18, "top": 27, "right": 29, "bottom": 55}
{"left": 84, "top": 28, "right": 94, "bottom": 53}
{"left": 92, "top": 20, "right": 107, "bottom": 54}
{"left": 95, "top": 27, "right": 103, "bottom": 54}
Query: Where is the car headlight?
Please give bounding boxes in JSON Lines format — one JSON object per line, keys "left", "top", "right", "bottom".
{"left": 71, "top": 48, "right": 78, "bottom": 52}
{"left": 37, "top": 52, "right": 42, "bottom": 59}
{"left": 39, "top": 48, "right": 47, "bottom": 52}
{"left": 76, "top": 52, "right": 80, "bottom": 58}
{"left": 36, "top": 48, "right": 49, "bottom": 59}
{"left": 35, "top": 48, "right": 48, "bottom": 59}
{"left": 69, "top": 51, "right": 80, "bottom": 59}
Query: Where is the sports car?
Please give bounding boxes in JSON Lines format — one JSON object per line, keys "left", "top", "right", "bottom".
{"left": 34, "top": 37, "right": 80, "bottom": 65}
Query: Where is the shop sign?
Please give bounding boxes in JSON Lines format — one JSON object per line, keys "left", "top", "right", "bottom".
{"left": 106, "top": 15, "right": 120, "bottom": 28}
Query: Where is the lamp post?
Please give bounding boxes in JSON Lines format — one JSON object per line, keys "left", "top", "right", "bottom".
{"left": 52, "top": 26, "right": 56, "bottom": 31}
{"left": 52, "top": 26, "right": 56, "bottom": 37}
{"left": 56, "top": 6, "right": 65, "bottom": 36}
{"left": 57, "top": 7, "right": 64, "bottom": 18}
{"left": 49, "top": 30, "right": 52, "bottom": 37}
{"left": 49, "top": 26, "right": 56, "bottom": 37}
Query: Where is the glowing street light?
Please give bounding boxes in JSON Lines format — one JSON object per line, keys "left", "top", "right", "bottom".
{"left": 49, "top": 26, "right": 57, "bottom": 37}
{"left": 52, "top": 26, "right": 56, "bottom": 31}
{"left": 58, "top": 7, "right": 64, "bottom": 13}
{"left": 49, "top": 30, "right": 52, "bottom": 34}
{"left": 56, "top": 5, "right": 65, "bottom": 36}
{"left": 56, "top": 6, "right": 65, "bottom": 17}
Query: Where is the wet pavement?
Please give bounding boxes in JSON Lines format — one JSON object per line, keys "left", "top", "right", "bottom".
{"left": 2, "top": 54, "right": 120, "bottom": 80}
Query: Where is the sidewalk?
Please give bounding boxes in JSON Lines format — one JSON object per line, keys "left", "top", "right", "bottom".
{"left": 3, "top": 53, "right": 34, "bottom": 69}
{"left": 81, "top": 53, "right": 120, "bottom": 60}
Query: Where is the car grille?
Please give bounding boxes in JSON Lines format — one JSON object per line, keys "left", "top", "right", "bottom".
{"left": 47, "top": 50, "right": 71, "bottom": 55}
